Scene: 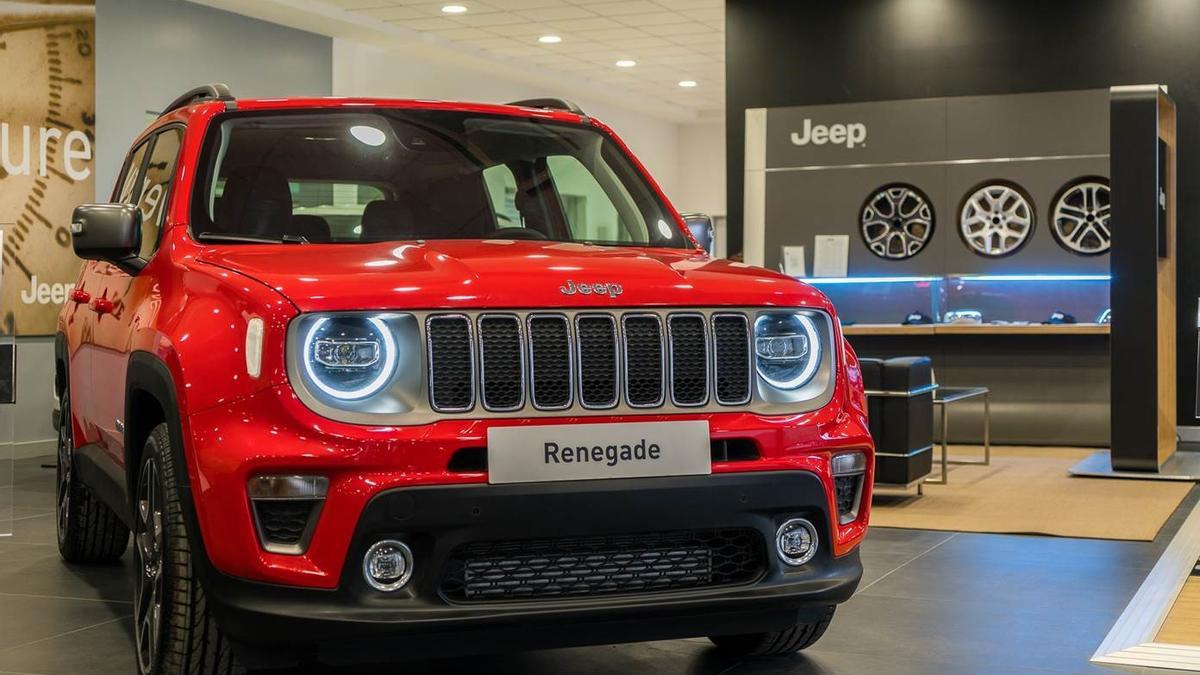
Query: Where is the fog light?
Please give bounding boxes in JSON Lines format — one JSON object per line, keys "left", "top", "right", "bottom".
{"left": 363, "top": 540, "right": 413, "bottom": 592}
{"left": 776, "top": 518, "right": 818, "bottom": 566}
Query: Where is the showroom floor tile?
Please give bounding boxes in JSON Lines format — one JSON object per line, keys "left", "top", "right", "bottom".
{"left": 0, "top": 456, "right": 1191, "bottom": 674}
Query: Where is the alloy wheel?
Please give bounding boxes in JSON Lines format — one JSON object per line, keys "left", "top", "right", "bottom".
{"left": 860, "top": 184, "right": 934, "bottom": 259}
{"left": 1050, "top": 178, "right": 1110, "bottom": 255}
{"left": 133, "top": 456, "right": 165, "bottom": 675}
{"left": 959, "top": 183, "right": 1035, "bottom": 257}
{"left": 56, "top": 391, "right": 72, "bottom": 547}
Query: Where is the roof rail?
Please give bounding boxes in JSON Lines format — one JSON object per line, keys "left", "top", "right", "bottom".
{"left": 161, "top": 83, "right": 235, "bottom": 117}
{"left": 506, "top": 98, "right": 586, "bottom": 116}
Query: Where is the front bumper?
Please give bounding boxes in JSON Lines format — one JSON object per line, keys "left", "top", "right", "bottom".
{"left": 198, "top": 470, "right": 861, "bottom": 667}
{"left": 185, "top": 385, "right": 873, "bottom": 588}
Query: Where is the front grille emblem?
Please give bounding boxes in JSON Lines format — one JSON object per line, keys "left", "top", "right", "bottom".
{"left": 560, "top": 279, "right": 622, "bottom": 299}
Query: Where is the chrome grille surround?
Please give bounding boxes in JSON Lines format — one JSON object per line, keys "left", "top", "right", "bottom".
{"left": 574, "top": 313, "right": 620, "bottom": 410}
{"left": 666, "top": 312, "right": 710, "bottom": 408}
{"left": 620, "top": 312, "right": 667, "bottom": 409}
{"left": 286, "top": 308, "right": 837, "bottom": 425}
{"left": 477, "top": 314, "right": 525, "bottom": 412}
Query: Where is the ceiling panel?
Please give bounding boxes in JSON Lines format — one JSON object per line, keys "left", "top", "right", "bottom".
{"left": 326, "top": 0, "right": 725, "bottom": 114}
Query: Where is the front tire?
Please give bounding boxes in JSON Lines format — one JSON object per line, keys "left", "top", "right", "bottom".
{"left": 708, "top": 606, "right": 836, "bottom": 656}
{"left": 133, "top": 423, "right": 243, "bottom": 675}
{"left": 56, "top": 387, "right": 129, "bottom": 563}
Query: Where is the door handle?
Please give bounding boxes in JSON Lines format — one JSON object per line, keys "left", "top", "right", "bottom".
{"left": 91, "top": 298, "right": 114, "bottom": 314}
{"left": 70, "top": 289, "right": 90, "bottom": 304}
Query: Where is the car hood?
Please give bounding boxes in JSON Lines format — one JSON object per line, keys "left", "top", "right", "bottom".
{"left": 194, "top": 240, "right": 833, "bottom": 313}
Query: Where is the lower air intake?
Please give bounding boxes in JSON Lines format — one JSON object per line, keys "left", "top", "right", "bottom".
{"left": 440, "top": 529, "right": 765, "bottom": 602}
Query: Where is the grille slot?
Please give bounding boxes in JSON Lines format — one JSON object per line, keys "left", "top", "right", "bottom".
{"left": 478, "top": 315, "right": 524, "bottom": 411}
{"left": 440, "top": 529, "right": 765, "bottom": 602}
{"left": 575, "top": 314, "right": 619, "bottom": 409}
{"left": 427, "top": 316, "right": 475, "bottom": 412}
{"left": 835, "top": 474, "right": 863, "bottom": 524}
{"left": 622, "top": 314, "right": 665, "bottom": 407}
{"left": 668, "top": 314, "right": 709, "bottom": 406}
{"left": 251, "top": 500, "right": 322, "bottom": 554}
{"left": 528, "top": 315, "right": 573, "bottom": 410}
{"left": 712, "top": 314, "right": 752, "bottom": 405}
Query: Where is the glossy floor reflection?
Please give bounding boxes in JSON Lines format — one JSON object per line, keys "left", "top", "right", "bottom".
{"left": 0, "top": 455, "right": 1192, "bottom": 675}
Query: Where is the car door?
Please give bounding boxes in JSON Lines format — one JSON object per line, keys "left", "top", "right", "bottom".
{"left": 70, "top": 140, "right": 151, "bottom": 449}
{"left": 91, "top": 127, "right": 181, "bottom": 462}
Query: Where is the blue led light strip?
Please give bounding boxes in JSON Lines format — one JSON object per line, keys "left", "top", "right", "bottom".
{"left": 802, "top": 274, "right": 1110, "bottom": 284}
{"left": 959, "top": 274, "right": 1111, "bottom": 282}
{"left": 803, "top": 276, "right": 939, "bottom": 284}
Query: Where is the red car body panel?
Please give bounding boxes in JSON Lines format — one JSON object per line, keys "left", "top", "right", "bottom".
{"left": 59, "top": 96, "right": 874, "bottom": 593}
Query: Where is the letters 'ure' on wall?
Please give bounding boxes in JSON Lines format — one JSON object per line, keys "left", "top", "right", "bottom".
{"left": 1, "top": 1, "right": 96, "bottom": 337}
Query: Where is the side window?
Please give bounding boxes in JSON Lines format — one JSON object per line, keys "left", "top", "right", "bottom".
{"left": 545, "top": 155, "right": 622, "bottom": 242}
{"left": 482, "top": 165, "right": 522, "bottom": 228}
{"left": 115, "top": 142, "right": 150, "bottom": 205}
{"left": 136, "top": 128, "right": 183, "bottom": 258}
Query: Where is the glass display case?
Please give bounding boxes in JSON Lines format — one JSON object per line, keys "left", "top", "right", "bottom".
{"left": 943, "top": 275, "right": 1110, "bottom": 325}
{"left": 806, "top": 274, "right": 1111, "bottom": 327}
{"left": 806, "top": 276, "right": 942, "bottom": 326}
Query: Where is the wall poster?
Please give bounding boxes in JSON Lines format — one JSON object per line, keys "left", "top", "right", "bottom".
{"left": 0, "top": 1, "right": 95, "bottom": 337}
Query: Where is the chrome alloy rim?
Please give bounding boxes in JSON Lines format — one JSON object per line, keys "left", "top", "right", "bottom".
{"left": 133, "top": 457, "right": 165, "bottom": 675}
{"left": 1051, "top": 179, "right": 1110, "bottom": 255}
{"left": 55, "top": 392, "right": 71, "bottom": 546}
{"left": 860, "top": 185, "right": 934, "bottom": 259}
{"left": 959, "top": 183, "right": 1035, "bottom": 257}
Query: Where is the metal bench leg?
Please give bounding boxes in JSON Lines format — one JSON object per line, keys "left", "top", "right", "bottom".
{"left": 946, "top": 393, "right": 992, "bottom": 466}
{"left": 925, "top": 404, "right": 948, "bottom": 485}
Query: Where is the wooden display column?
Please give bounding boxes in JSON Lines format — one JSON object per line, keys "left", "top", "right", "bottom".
{"left": 1109, "top": 85, "right": 1176, "bottom": 471}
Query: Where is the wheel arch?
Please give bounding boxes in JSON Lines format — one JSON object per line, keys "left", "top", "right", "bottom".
{"left": 125, "top": 351, "right": 209, "bottom": 559}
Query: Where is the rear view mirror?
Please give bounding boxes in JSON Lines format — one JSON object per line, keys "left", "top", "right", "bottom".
{"left": 71, "top": 203, "right": 144, "bottom": 274}
{"left": 680, "top": 212, "right": 714, "bottom": 254}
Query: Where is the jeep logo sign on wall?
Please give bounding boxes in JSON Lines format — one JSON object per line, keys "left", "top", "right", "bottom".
{"left": 790, "top": 119, "right": 867, "bottom": 149}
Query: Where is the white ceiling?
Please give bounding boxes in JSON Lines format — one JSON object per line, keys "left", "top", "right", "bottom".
{"left": 216, "top": 0, "right": 725, "bottom": 116}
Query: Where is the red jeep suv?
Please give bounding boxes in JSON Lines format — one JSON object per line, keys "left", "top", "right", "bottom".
{"left": 55, "top": 84, "right": 873, "bottom": 674}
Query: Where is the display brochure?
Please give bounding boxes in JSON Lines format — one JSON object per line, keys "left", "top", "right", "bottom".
{"left": 813, "top": 235, "right": 849, "bottom": 277}
{"left": 781, "top": 245, "right": 806, "bottom": 277}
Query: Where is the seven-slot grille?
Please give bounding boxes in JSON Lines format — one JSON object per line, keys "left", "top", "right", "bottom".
{"left": 425, "top": 311, "right": 753, "bottom": 414}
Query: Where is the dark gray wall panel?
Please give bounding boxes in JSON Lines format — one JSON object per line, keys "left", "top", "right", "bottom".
{"left": 764, "top": 165, "right": 947, "bottom": 275}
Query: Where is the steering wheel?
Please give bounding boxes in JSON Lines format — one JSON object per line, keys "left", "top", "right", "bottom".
{"left": 482, "top": 227, "right": 549, "bottom": 240}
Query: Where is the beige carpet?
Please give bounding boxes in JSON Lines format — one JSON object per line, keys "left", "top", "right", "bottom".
{"left": 870, "top": 446, "right": 1194, "bottom": 541}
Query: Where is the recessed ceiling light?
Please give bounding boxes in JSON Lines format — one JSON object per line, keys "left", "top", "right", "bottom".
{"left": 615, "top": 59, "right": 637, "bottom": 68}
{"left": 538, "top": 35, "right": 562, "bottom": 44}
{"left": 678, "top": 80, "right": 698, "bottom": 88}
{"left": 441, "top": 4, "right": 467, "bottom": 13}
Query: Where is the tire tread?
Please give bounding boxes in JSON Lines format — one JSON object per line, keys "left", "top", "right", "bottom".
{"left": 146, "top": 423, "right": 244, "bottom": 675}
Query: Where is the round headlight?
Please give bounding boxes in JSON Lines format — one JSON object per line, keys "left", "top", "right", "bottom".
{"left": 303, "top": 316, "right": 397, "bottom": 400}
{"left": 754, "top": 313, "right": 821, "bottom": 390}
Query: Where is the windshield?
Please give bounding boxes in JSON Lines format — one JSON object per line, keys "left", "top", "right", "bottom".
{"left": 191, "top": 110, "right": 687, "bottom": 248}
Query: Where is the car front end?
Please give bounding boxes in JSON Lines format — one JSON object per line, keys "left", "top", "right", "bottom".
{"left": 169, "top": 99, "right": 873, "bottom": 667}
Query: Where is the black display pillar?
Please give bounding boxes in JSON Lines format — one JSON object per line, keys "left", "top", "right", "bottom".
{"left": 1109, "top": 85, "right": 1176, "bottom": 471}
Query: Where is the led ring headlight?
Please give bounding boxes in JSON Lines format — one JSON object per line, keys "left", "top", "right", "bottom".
{"left": 303, "top": 316, "right": 397, "bottom": 400}
{"left": 754, "top": 312, "right": 822, "bottom": 390}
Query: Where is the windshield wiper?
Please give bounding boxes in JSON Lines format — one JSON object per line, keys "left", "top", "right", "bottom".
{"left": 195, "top": 232, "right": 308, "bottom": 245}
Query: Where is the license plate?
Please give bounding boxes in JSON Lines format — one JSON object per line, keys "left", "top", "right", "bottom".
{"left": 487, "top": 421, "right": 711, "bottom": 484}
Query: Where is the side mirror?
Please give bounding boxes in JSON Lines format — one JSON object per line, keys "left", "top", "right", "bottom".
{"left": 71, "top": 203, "right": 145, "bottom": 274}
{"left": 680, "top": 212, "right": 714, "bottom": 253}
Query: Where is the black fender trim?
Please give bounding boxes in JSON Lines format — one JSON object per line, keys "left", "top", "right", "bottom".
{"left": 125, "top": 351, "right": 212, "bottom": 566}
